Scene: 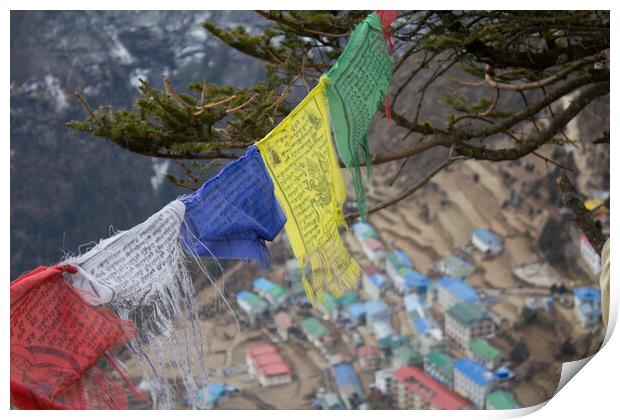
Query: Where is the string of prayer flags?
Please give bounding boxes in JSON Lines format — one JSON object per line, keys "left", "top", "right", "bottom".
{"left": 10, "top": 265, "right": 139, "bottom": 409}
{"left": 65, "top": 201, "right": 208, "bottom": 409}
{"left": 376, "top": 10, "right": 399, "bottom": 55}
{"left": 180, "top": 145, "right": 287, "bottom": 268}
{"left": 324, "top": 12, "right": 395, "bottom": 221}
{"left": 257, "top": 78, "right": 361, "bottom": 306}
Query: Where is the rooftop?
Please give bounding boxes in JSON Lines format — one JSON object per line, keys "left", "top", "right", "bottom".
{"left": 486, "top": 389, "right": 519, "bottom": 409}
{"left": 302, "top": 317, "right": 328, "bottom": 339}
{"left": 369, "top": 273, "right": 386, "bottom": 288}
{"left": 332, "top": 363, "right": 363, "bottom": 397}
{"left": 386, "top": 249, "right": 413, "bottom": 269}
{"left": 361, "top": 264, "right": 380, "bottom": 276}
{"left": 352, "top": 222, "right": 378, "bottom": 239}
{"left": 573, "top": 287, "right": 602, "bottom": 304}
{"left": 393, "top": 345, "right": 421, "bottom": 364}
{"left": 246, "top": 343, "right": 277, "bottom": 358}
{"left": 447, "top": 302, "right": 491, "bottom": 326}
{"left": 413, "top": 317, "right": 430, "bottom": 335}
{"left": 365, "top": 300, "right": 390, "bottom": 317}
{"left": 237, "top": 291, "right": 269, "bottom": 312}
{"left": 253, "top": 353, "right": 285, "bottom": 367}
{"left": 424, "top": 351, "right": 454, "bottom": 374}
{"left": 469, "top": 339, "right": 502, "bottom": 361}
{"left": 344, "top": 302, "right": 366, "bottom": 319}
{"left": 454, "top": 358, "right": 496, "bottom": 386}
{"left": 436, "top": 255, "right": 475, "bottom": 278}
{"left": 437, "top": 277, "right": 479, "bottom": 304}
{"left": 335, "top": 291, "right": 359, "bottom": 307}
{"left": 472, "top": 228, "right": 503, "bottom": 248}
{"left": 258, "top": 362, "right": 292, "bottom": 377}
{"left": 362, "top": 237, "right": 385, "bottom": 252}
{"left": 392, "top": 366, "right": 469, "bottom": 409}
{"left": 403, "top": 293, "right": 425, "bottom": 314}
{"left": 404, "top": 271, "right": 431, "bottom": 290}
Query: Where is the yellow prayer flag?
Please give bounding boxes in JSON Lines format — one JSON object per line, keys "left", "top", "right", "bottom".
{"left": 257, "top": 78, "right": 360, "bottom": 305}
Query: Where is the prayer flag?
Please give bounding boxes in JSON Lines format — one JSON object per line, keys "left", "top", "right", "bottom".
{"left": 257, "top": 79, "right": 361, "bottom": 305}
{"left": 180, "top": 145, "right": 286, "bottom": 268}
{"left": 324, "top": 12, "right": 394, "bottom": 221}
{"left": 10, "top": 265, "right": 137, "bottom": 409}
{"left": 66, "top": 201, "right": 208, "bottom": 409}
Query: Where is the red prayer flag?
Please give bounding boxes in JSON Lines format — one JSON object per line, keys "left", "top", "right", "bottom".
{"left": 10, "top": 265, "right": 139, "bottom": 409}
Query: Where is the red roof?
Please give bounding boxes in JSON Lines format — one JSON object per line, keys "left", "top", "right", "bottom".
{"left": 358, "top": 344, "right": 379, "bottom": 358}
{"left": 393, "top": 366, "right": 469, "bottom": 409}
{"left": 258, "top": 362, "right": 292, "bottom": 377}
{"left": 274, "top": 312, "right": 292, "bottom": 329}
{"left": 247, "top": 343, "right": 277, "bottom": 358}
{"left": 362, "top": 264, "right": 381, "bottom": 276}
{"left": 253, "top": 353, "right": 285, "bottom": 367}
{"left": 363, "top": 237, "right": 385, "bottom": 252}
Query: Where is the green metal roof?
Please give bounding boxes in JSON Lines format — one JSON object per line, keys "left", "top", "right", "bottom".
{"left": 320, "top": 292, "right": 338, "bottom": 311}
{"left": 243, "top": 293, "right": 268, "bottom": 313}
{"left": 396, "top": 266, "right": 413, "bottom": 277}
{"left": 424, "top": 351, "right": 454, "bottom": 374}
{"left": 302, "top": 317, "right": 328, "bottom": 338}
{"left": 469, "top": 339, "right": 502, "bottom": 361}
{"left": 335, "top": 291, "right": 359, "bottom": 307}
{"left": 447, "top": 302, "right": 490, "bottom": 326}
{"left": 486, "top": 389, "right": 519, "bottom": 409}
{"left": 268, "top": 284, "right": 286, "bottom": 300}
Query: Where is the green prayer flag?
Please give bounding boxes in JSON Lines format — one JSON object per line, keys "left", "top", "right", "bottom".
{"left": 324, "top": 12, "right": 393, "bottom": 221}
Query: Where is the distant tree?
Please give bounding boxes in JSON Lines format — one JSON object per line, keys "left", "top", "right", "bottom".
{"left": 67, "top": 11, "right": 609, "bottom": 244}
{"left": 510, "top": 338, "right": 530, "bottom": 365}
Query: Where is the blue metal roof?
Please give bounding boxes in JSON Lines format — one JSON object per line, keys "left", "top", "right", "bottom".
{"left": 437, "top": 277, "right": 479, "bottom": 304}
{"left": 253, "top": 277, "right": 275, "bottom": 293}
{"left": 369, "top": 274, "right": 386, "bottom": 288}
{"left": 473, "top": 228, "right": 502, "bottom": 248}
{"left": 332, "top": 363, "right": 363, "bottom": 395}
{"left": 388, "top": 249, "right": 413, "bottom": 268}
{"left": 454, "top": 358, "right": 495, "bottom": 386}
{"left": 573, "top": 287, "right": 602, "bottom": 304}
{"left": 345, "top": 302, "right": 366, "bottom": 319}
{"left": 352, "top": 222, "right": 377, "bottom": 237}
{"left": 365, "top": 300, "right": 389, "bottom": 317}
{"left": 403, "top": 293, "right": 425, "bottom": 313}
{"left": 404, "top": 271, "right": 431, "bottom": 290}
{"left": 237, "top": 290, "right": 253, "bottom": 300}
{"left": 413, "top": 317, "right": 429, "bottom": 335}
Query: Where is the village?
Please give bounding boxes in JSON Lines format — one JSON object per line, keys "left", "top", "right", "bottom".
{"left": 154, "top": 199, "right": 606, "bottom": 410}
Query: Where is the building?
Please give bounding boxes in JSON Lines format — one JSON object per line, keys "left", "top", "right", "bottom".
{"left": 433, "top": 255, "right": 476, "bottom": 279}
{"left": 352, "top": 221, "right": 379, "bottom": 240}
{"left": 245, "top": 343, "right": 293, "bottom": 387}
{"left": 358, "top": 344, "right": 381, "bottom": 371}
{"left": 573, "top": 287, "right": 602, "bottom": 328}
{"left": 436, "top": 277, "right": 479, "bottom": 310}
{"left": 360, "top": 237, "right": 386, "bottom": 265}
{"left": 392, "top": 366, "right": 469, "bottom": 409}
{"left": 274, "top": 311, "right": 293, "bottom": 341}
{"left": 580, "top": 235, "right": 602, "bottom": 275}
{"left": 236, "top": 291, "right": 269, "bottom": 325}
{"left": 468, "top": 339, "right": 503, "bottom": 369}
{"left": 253, "top": 277, "right": 287, "bottom": 308}
{"left": 332, "top": 363, "right": 365, "bottom": 409}
{"left": 316, "top": 392, "right": 346, "bottom": 410}
{"left": 445, "top": 302, "right": 495, "bottom": 355}
{"left": 486, "top": 389, "right": 520, "bottom": 410}
{"left": 317, "top": 292, "right": 339, "bottom": 320}
{"left": 472, "top": 228, "right": 503, "bottom": 256}
{"left": 385, "top": 249, "right": 414, "bottom": 285}
{"left": 423, "top": 351, "right": 454, "bottom": 388}
{"left": 391, "top": 344, "right": 423, "bottom": 369}
{"left": 302, "top": 317, "right": 330, "bottom": 349}
{"left": 371, "top": 320, "right": 395, "bottom": 342}
{"left": 410, "top": 316, "right": 446, "bottom": 355}
{"left": 343, "top": 302, "right": 366, "bottom": 326}
{"left": 453, "top": 358, "right": 497, "bottom": 408}
{"left": 374, "top": 368, "right": 396, "bottom": 395}
{"left": 393, "top": 267, "right": 431, "bottom": 295}
{"left": 362, "top": 267, "right": 387, "bottom": 300}
{"left": 403, "top": 293, "right": 426, "bottom": 318}
{"left": 365, "top": 300, "right": 391, "bottom": 326}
